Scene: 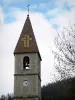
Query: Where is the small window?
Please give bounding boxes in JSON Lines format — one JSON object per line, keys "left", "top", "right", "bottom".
{"left": 23, "top": 56, "right": 30, "bottom": 69}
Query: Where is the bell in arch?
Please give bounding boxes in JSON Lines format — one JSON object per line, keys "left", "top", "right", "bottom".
{"left": 23, "top": 56, "right": 30, "bottom": 69}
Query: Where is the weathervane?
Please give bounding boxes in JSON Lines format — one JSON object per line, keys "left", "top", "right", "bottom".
{"left": 27, "top": 4, "right": 30, "bottom": 15}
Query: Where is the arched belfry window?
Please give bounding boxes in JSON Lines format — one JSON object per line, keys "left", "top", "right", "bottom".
{"left": 23, "top": 56, "right": 30, "bottom": 69}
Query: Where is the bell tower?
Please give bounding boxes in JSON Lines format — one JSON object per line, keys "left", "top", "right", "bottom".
{"left": 14, "top": 14, "right": 42, "bottom": 100}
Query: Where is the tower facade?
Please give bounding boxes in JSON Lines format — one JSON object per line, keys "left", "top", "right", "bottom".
{"left": 14, "top": 15, "right": 42, "bottom": 100}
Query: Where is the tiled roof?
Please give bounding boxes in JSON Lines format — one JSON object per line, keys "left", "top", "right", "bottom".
{"left": 14, "top": 15, "right": 41, "bottom": 60}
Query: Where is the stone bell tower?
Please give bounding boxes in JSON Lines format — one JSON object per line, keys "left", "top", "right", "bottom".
{"left": 14, "top": 14, "right": 42, "bottom": 100}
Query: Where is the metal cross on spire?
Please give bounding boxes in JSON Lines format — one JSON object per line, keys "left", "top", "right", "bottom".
{"left": 27, "top": 4, "right": 30, "bottom": 15}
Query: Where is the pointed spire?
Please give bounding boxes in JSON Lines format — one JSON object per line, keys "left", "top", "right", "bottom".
{"left": 14, "top": 15, "right": 42, "bottom": 60}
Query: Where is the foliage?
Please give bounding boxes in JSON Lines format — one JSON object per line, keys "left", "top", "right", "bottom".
{"left": 0, "top": 94, "right": 13, "bottom": 100}
{"left": 41, "top": 77, "right": 75, "bottom": 100}
{"left": 53, "top": 23, "right": 75, "bottom": 79}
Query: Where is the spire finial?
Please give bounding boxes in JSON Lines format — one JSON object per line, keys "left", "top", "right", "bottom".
{"left": 27, "top": 4, "right": 30, "bottom": 16}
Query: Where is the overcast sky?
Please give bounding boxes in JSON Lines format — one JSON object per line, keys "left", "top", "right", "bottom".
{"left": 0, "top": 0, "right": 75, "bottom": 96}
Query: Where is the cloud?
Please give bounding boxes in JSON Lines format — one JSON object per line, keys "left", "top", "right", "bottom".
{"left": 57, "top": 0, "right": 75, "bottom": 6}
{"left": 3, "top": 0, "right": 25, "bottom": 4}
{"left": 39, "top": 1, "right": 57, "bottom": 10}
{"left": 46, "top": 0, "right": 75, "bottom": 19}
{"left": 0, "top": 0, "right": 26, "bottom": 7}
{"left": 0, "top": 7, "right": 56, "bottom": 95}
{"left": 30, "top": 1, "right": 57, "bottom": 12}
{"left": 0, "top": 6, "right": 6, "bottom": 95}
{"left": 49, "top": 6, "right": 75, "bottom": 29}
{"left": 0, "top": 6, "right": 4, "bottom": 28}
{"left": 46, "top": 7, "right": 68, "bottom": 19}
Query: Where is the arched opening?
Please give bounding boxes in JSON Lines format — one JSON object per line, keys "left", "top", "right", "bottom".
{"left": 23, "top": 56, "right": 30, "bottom": 69}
